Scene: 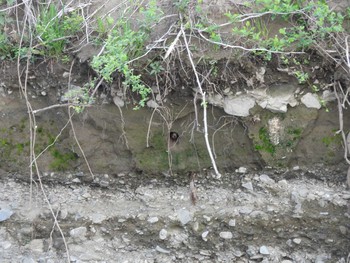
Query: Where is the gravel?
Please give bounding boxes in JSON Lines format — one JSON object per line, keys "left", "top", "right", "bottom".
{"left": 0, "top": 168, "right": 349, "bottom": 262}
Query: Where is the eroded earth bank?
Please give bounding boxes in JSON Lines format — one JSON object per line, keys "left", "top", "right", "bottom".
{"left": 0, "top": 166, "right": 350, "bottom": 262}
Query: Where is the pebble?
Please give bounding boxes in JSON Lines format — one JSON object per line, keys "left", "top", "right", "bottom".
{"left": 147, "top": 99, "right": 159, "bottom": 109}
{"left": 156, "top": 245, "right": 170, "bottom": 254}
{"left": 177, "top": 208, "right": 192, "bottom": 225}
{"left": 278, "top": 179, "right": 288, "bottom": 188}
{"left": 1, "top": 241, "right": 11, "bottom": 249}
{"left": 259, "top": 174, "right": 275, "bottom": 185}
{"left": 239, "top": 206, "right": 253, "bottom": 214}
{"left": 339, "top": 225, "right": 347, "bottom": 235}
{"left": 20, "top": 257, "right": 35, "bottom": 263}
{"left": 99, "top": 180, "right": 109, "bottom": 187}
{"left": 259, "top": 245, "right": 270, "bottom": 255}
{"left": 192, "top": 221, "right": 199, "bottom": 231}
{"left": 202, "top": 231, "right": 209, "bottom": 241}
{"left": 159, "top": 229, "right": 167, "bottom": 240}
{"left": 69, "top": 226, "right": 87, "bottom": 239}
{"left": 63, "top": 72, "right": 70, "bottom": 78}
{"left": 147, "top": 216, "right": 159, "bottom": 224}
{"left": 219, "top": 231, "right": 233, "bottom": 239}
{"left": 237, "top": 167, "right": 247, "bottom": 174}
{"left": 60, "top": 209, "right": 68, "bottom": 220}
{"left": 82, "top": 192, "right": 91, "bottom": 199}
{"left": 25, "top": 239, "right": 44, "bottom": 253}
{"left": 72, "top": 178, "right": 81, "bottom": 183}
{"left": 0, "top": 209, "right": 13, "bottom": 222}
{"left": 293, "top": 238, "right": 302, "bottom": 244}
{"left": 203, "top": 215, "right": 211, "bottom": 222}
{"left": 91, "top": 213, "right": 107, "bottom": 224}
{"left": 228, "top": 219, "right": 236, "bottom": 227}
{"left": 281, "top": 260, "right": 293, "bottom": 263}
{"left": 113, "top": 96, "right": 125, "bottom": 107}
{"left": 242, "top": 182, "right": 254, "bottom": 191}
{"left": 233, "top": 249, "right": 244, "bottom": 257}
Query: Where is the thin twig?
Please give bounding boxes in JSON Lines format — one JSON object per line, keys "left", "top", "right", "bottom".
{"left": 32, "top": 103, "right": 93, "bottom": 114}
{"left": 334, "top": 82, "right": 350, "bottom": 165}
{"left": 180, "top": 20, "right": 221, "bottom": 178}
{"left": 67, "top": 60, "right": 95, "bottom": 180}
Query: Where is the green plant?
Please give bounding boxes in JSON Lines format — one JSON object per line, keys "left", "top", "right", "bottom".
{"left": 50, "top": 149, "right": 78, "bottom": 171}
{"left": 91, "top": 1, "right": 162, "bottom": 107}
{"left": 96, "top": 16, "right": 114, "bottom": 37}
{"left": 174, "top": 0, "right": 189, "bottom": 13}
{"left": 294, "top": 70, "right": 309, "bottom": 84}
{"left": 255, "top": 127, "right": 276, "bottom": 155}
{"left": 36, "top": 4, "right": 83, "bottom": 57}
{"left": 62, "top": 85, "right": 94, "bottom": 113}
{"left": 149, "top": 61, "right": 164, "bottom": 75}
{"left": 0, "top": 6, "right": 17, "bottom": 59}
{"left": 225, "top": 0, "right": 345, "bottom": 54}
{"left": 311, "top": 85, "right": 329, "bottom": 112}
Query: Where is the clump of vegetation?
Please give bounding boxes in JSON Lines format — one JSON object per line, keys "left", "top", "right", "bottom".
{"left": 35, "top": 4, "right": 83, "bottom": 57}
{"left": 255, "top": 127, "right": 276, "bottom": 155}
{"left": 91, "top": 0, "right": 163, "bottom": 108}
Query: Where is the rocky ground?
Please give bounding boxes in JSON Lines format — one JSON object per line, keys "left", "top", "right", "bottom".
{"left": 0, "top": 165, "right": 350, "bottom": 263}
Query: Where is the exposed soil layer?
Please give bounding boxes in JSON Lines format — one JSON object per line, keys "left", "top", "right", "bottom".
{"left": 0, "top": 166, "right": 349, "bottom": 263}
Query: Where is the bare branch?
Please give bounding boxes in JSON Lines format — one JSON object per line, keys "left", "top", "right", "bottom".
{"left": 180, "top": 20, "right": 221, "bottom": 178}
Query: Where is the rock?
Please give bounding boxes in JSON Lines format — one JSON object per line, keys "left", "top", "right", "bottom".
{"left": 237, "top": 167, "right": 247, "bottom": 173}
{"left": 228, "top": 219, "right": 236, "bottom": 227}
{"left": 223, "top": 95, "right": 255, "bottom": 117}
{"left": 278, "top": 179, "right": 288, "bottom": 188}
{"left": 159, "top": 229, "right": 168, "bottom": 240}
{"left": 219, "top": 231, "right": 233, "bottom": 239}
{"left": 339, "top": 225, "right": 347, "bottom": 235}
{"left": 0, "top": 209, "right": 13, "bottom": 222}
{"left": 259, "top": 174, "right": 275, "bottom": 185}
{"left": 239, "top": 206, "right": 253, "bottom": 214}
{"left": 248, "top": 84, "right": 298, "bottom": 113}
{"left": 91, "top": 213, "right": 107, "bottom": 224}
{"left": 259, "top": 245, "right": 270, "bottom": 255}
{"left": 203, "top": 215, "right": 211, "bottom": 222}
{"left": 199, "top": 250, "right": 211, "bottom": 256}
{"left": 202, "top": 231, "right": 209, "bottom": 241}
{"left": 293, "top": 238, "right": 302, "bottom": 244}
{"left": 233, "top": 249, "right": 244, "bottom": 257}
{"left": 25, "top": 239, "right": 44, "bottom": 253}
{"left": 60, "top": 209, "right": 68, "bottom": 220}
{"left": 192, "top": 221, "right": 199, "bottom": 231}
{"left": 147, "top": 216, "right": 159, "bottom": 224}
{"left": 322, "top": 89, "right": 336, "bottom": 102}
{"left": 281, "top": 260, "right": 293, "bottom": 263}
{"left": 20, "top": 257, "right": 36, "bottom": 263}
{"left": 0, "top": 241, "right": 11, "bottom": 249}
{"left": 63, "top": 72, "right": 70, "bottom": 78}
{"left": 72, "top": 178, "right": 81, "bottom": 183}
{"left": 146, "top": 99, "right": 159, "bottom": 109}
{"left": 156, "top": 245, "right": 170, "bottom": 254}
{"left": 81, "top": 192, "right": 91, "bottom": 199}
{"left": 113, "top": 96, "right": 124, "bottom": 107}
{"left": 301, "top": 93, "right": 321, "bottom": 109}
{"left": 242, "top": 182, "right": 253, "bottom": 191}
{"left": 70, "top": 226, "right": 87, "bottom": 240}
{"left": 293, "top": 166, "right": 300, "bottom": 170}
{"left": 246, "top": 245, "right": 257, "bottom": 256}
{"left": 177, "top": 208, "right": 192, "bottom": 225}
{"left": 208, "top": 93, "right": 224, "bottom": 107}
